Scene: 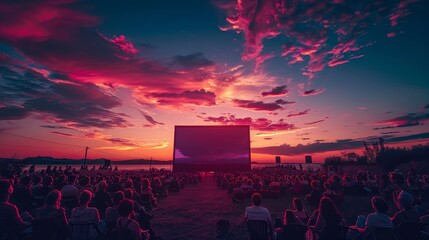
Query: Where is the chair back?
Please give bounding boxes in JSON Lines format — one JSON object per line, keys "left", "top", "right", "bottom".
{"left": 246, "top": 220, "right": 272, "bottom": 240}
{"left": 139, "top": 193, "right": 153, "bottom": 210}
{"left": 363, "top": 227, "right": 399, "bottom": 240}
{"left": 277, "top": 224, "right": 307, "bottom": 240}
{"left": 70, "top": 222, "right": 102, "bottom": 240}
{"left": 318, "top": 225, "right": 348, "bottom": 240}
{"left": 397, "top": 222, "right": 424, "bottom": 240}
{"left": 32, "top": 219, "right": 64, "bottom": 240}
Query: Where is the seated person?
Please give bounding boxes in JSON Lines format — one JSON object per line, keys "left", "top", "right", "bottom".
{"left": 241, "top": 179, "right": 254, "bottom": 191}
{"left": 70, "top": 190, "right": 104, "bottom": 240}
{"left": 92, "top": 180, "right": 111, "bottom": 219}
{"left": 33, "top": 190, "right": 69, "bottom": 239}
{"left": 245, "top": 193, "right": 273, "bottom": 239}
{"left": 105, "top": 191, "right": 125, "bottom": 225}
{"left": 140, "top": 178, "right": 157, "bottom": 209}
{"left": 245, "top": 193, "right": 272, "bottom": 222}
{"left": 40, "top": 176, "right": 55, "bottom": 198}
{"left": 391, "top": 190, "right": 419, "bottom": 226}
{"left": 308, "top": 197, "right": 346, "bottom": 238}
{"left": 269, "top": 178, "right": 281, "bottom": 192}
{"left": 347, "top": 197, "right": 393, "bottom": 240}
{"left": 416, "top": 189, "right": 429, "bottom": 216}
{"left": 391, "top": 190, "right": 421, "bottom": 239}
{"left": 115, "top": 199, "right": 143, "bottom": 240}
{"left": 322, "top": 182, "right": 336, "bottom": 197}
{"left": 330, "top": 175, "right": 343, "bottom": 192}
{"left": 11, "top": 176, "right": 33, "bottom": 212}
{"left": 289, "top": 177, "right": 303, "bottom": 195}
{"left": 277, "top": 210, "right": 306, "bottom": 240}
{"left": 305, "top": 180, "right": 322, "bottom": 205}
{"left": 290, "top": 198, "right": 309, "bottom": 225}
{"left": 0, "top": 180, "right": 30, "bottom": 239}
{"left": 152, "top": 177, "right": 167, "bottom": 198}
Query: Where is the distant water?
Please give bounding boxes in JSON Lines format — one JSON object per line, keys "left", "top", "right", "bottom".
{"left": 25, "top": 163, "right": 321, "bottom": 172}
{"left": 25, "top": 163, "right": 322, "bottom": 171}
{"left": 25, "top": 164, "right": 173, "bottom": 172}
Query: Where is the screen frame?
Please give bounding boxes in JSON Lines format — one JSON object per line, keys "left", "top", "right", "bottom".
{"left": 173, "top": 125, "right": 251, "bottom": 172}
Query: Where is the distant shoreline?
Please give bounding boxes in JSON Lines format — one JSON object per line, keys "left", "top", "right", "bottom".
{"left": 0, "top": 157, "right": 321, "bottom": 166}
{"left": 0, "top": 157, "right": 172, "bottom": 165}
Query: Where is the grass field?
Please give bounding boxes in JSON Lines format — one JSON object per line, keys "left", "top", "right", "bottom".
{"left": 150, "top": 175, "right": 379, "bottom": 240}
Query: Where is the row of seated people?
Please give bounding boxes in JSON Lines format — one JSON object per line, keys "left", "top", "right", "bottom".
{"left": 0, "top": 179, "right": 160, "bottom": 240}
{"left": 11, "top": 174, "right": 161, "bottom": 218}
{"left": 223, "top": 175, "right": 344, "bottom": 206}
{"left": 238, "top": 190, "right": 429, "bottom": 240}
{"left": 217, "top": 167, "right": 429, "bottom": 208}
{"left": 1, "top": 166, "right": 203, "bottom": 240}
{"left": 8, "top": 167, "right": 202, "bottom": 219}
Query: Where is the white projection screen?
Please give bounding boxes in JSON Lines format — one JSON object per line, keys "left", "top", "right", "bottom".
{"left": 173, "top": 125, "right": 251, "bottom": 171}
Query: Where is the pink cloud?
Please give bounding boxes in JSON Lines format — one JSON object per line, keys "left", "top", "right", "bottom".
{"left": 220, "top": 0, "right": 415, "bottom": 77}
{"left": 328, "top": 59, "right": 349, "bottom": 67}
{"left": 374, "top": 113, "right": 429, "bottom": 129}
{"left": 99, "top": 34, "right": 139, "bottom": 57}
{"left": 387, "top": 32, "right": 397, "bottom": 38}
{"left": 0, "top": 1, "right": 241, "bottom": 110}
{"left": 200, "top": 114, "right": 296, "bottom": 132}
{"left": 0, "top": 1, "right": 98, "bottom": 41}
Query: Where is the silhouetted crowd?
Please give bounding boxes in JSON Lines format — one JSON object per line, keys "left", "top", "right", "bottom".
{"left": 0, "top": 165, "right": 201, "bottom": 240}
{"left": 215, "top": 165, "right": 429, "bottom": 240}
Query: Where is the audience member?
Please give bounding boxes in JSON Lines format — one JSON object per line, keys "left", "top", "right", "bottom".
{"left": 289, "top": 198, "right": 309, "bottom": 225}
{"left": 70, "top": 190, "right": 104, "bottom": 240}
{"left": 114, "top": 199, "right": 143, "bottom": 240}
{"left": 0, "top": 180, "right": 30, "bottom": 239}
{"left": 33, "top": 190, "right": 69, "bottom": 239}
{"left": 245, "top": 193, "right": 272, "bottom": 222}
{"left": 92, "top": 180, "right": 112, "bottom": 219}
{"left": 391, "top": 190, "right": 419, "bottom": 225}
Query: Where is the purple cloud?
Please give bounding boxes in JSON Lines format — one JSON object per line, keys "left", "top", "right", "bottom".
{"left": 301, "top": 89, "right": 326, "bottom": 96}
{"left": 232, "top": 99, "right": 284, "bottom": 111}
{"left": 305, "top": 119, "right": 326, "bottom": 125}
{"left": 261, "top": 85, "right": 289, "bottom": 97}
{"left": 374, "top": 113, "right": 429, "bottom": 129}
{"left": 287, "top": 110, "right": 310, "bottom": 118}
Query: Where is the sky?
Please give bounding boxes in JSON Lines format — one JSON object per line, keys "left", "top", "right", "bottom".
{"left": 0, "top": 0, "right": 428, "bottom": 163}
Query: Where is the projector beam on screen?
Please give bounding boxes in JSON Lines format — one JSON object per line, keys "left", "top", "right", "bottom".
{"left": 173, "top": 125, "right": 251, "bottom": 172}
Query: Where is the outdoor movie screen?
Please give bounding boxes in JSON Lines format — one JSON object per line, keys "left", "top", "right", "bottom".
{"left": 173, "top": 125, "right": 251, "bottom": 171}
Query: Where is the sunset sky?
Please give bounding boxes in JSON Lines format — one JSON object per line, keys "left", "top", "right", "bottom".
{"left": 0, "top": 0, "right": 428, "bottom": 163}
